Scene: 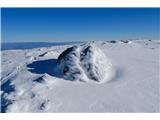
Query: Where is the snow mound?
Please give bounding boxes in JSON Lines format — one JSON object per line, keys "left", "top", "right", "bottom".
{"left": 34, "top": 73, "right": 55, "bottom": 84}
{"left": 57, "top": 43, "right": 113, "bottom": 83}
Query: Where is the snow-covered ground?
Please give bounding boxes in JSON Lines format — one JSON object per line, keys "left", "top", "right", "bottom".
{"left": 1, "top": 40, "right": 160, "bottom": 112}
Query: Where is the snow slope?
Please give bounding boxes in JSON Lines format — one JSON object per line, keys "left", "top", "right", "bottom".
{"left": 1, "top": 40, "right": 160, "bottom": 112}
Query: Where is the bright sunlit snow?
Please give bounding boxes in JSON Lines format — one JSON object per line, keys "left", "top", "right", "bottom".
{"left": 1, "top": 39, "right": 159, "bottom": 112}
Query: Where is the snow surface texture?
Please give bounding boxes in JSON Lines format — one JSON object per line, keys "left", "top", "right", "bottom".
{"left": 1, "top": 40, "right": 160, "bottom": 112}
{"left": 57, "top": 43, "right": 113, "bottom": 83}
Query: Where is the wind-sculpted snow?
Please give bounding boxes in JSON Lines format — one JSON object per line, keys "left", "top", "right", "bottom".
{"left": 57, "top": 43, "right": 113, "bottom": 83}
{"left": 1, "top": 40, "right": 160, "bottom": 112}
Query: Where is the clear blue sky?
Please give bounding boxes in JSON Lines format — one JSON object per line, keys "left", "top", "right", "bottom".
{"left": 2, "top": 8, "right": 159, "bottom": 43}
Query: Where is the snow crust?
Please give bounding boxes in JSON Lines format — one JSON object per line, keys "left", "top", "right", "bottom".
{"left": 1, "top": 40, "right": 160, "bottom": 112}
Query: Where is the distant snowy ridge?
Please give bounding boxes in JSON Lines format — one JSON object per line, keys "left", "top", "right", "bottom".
{"left": 57, "top": 43, "right": 113, "bottom": 83}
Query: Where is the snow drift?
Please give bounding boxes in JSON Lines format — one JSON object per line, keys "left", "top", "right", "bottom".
{"left": 57, "top": 43, "right": 113, "bottom": 83}
{"left": 1, "top": 40, "right": 159, "bottom": 112}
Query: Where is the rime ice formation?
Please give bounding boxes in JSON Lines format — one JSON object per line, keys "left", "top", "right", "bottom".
{"left": 57, "top": 43, "right": 113, "bottom": 83}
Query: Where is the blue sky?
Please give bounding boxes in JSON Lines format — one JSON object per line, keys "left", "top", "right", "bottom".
{"left": 2, "top": 8, "right": 159, "bottom": 43}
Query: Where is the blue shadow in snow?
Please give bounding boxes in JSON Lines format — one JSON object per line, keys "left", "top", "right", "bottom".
{"left": 1, "top": 80, "right": 15, "bottom": 113}
{"left": 27, "top": 59, "right": 61, "bottom": 78}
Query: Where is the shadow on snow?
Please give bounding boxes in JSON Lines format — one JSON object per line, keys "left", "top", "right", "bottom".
{"left": 27, "top": 59, "right": 62, "bottom": 78}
